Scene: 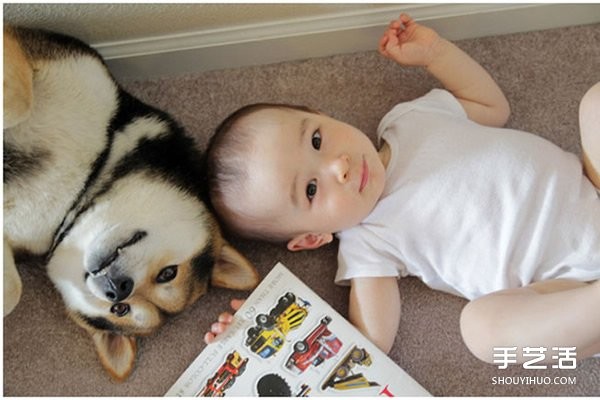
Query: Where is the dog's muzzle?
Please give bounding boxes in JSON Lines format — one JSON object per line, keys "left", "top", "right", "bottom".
{"left": 85, "top": 230, "right": 146, "bottom": 302}
{"left": 87, "top": 270, "right": 134, "bottom": 302}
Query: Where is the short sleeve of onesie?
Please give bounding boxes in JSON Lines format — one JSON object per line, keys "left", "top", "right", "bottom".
{"left": 377, "top": 88, "right": 467, "bottom": 138}
{"left": 335, "top": 229, "right": 404, "bottom": 286}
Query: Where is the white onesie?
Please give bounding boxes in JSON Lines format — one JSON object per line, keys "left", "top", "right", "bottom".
{"left": 335, "top": 89, "right": 600, "bottom": 300}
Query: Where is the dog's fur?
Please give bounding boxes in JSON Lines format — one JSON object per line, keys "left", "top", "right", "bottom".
{"left": 3, "top": 26, "right": 259, "bottom": 381}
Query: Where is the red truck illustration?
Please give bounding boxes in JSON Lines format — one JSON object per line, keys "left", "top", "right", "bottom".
{"left": 197, "top": 351, "right": 248, "bottom": 397}
{"left": 285, "top": 316, "right": 342, "bottom": 374}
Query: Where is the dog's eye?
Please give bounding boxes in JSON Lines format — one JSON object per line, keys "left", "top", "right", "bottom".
{"left": 156, "top": 265, "right": 178, "bottom": 283}
{"left": 110, "top": 303, "right": 130, "bottom": 317}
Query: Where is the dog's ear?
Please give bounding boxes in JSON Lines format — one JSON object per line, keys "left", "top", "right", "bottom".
{"left": 211, "top": 241, "right": 260, "bottom": 290}
{"left": 91, "top": 331, "right": 137, "bottom": 382}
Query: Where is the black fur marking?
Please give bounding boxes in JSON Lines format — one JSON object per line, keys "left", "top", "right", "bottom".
{"left": 113, "top": 133, "right": 206, "bottom": 198}
{"left": 120, "top": 230, "right": 147, "bottom": 249}
{"left": 109, "top": 88, "right": 161, "bottom": 134}
{"left": 192, "top": 244, "right": 215, "bottom": 283}
{"left": 80, "top": 314, "right": 120, "bottom": 333}
{"left": 3, "top": 144, "right": 50, "bottom": 184}
{"left": 108, "top": 90, "right": 207, "bottom": 201}
{"left": 91, "top": 230, "right": 147, "bottom": 276}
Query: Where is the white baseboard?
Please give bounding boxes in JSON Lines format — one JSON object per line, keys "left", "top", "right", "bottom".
{"left": 99, "top": 3, "right": 600, "bottom": 80}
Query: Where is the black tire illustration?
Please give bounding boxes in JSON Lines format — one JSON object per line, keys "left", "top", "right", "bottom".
{"left": 293, "top": 340, "right": 308, "bottom": 354}
{"left": 246, "top": 327, "right": 261, "bottom": 346}
{"left": 256, "top": 313, "right": 274, "bottom": 329}
{"left": 256, "top": 373, "right": 291, "bottom": 396}
{"left": 335, "top": 365, "right": 350, "bottom": 379}
{"left": 271, "top": 292, "right": 296, "bottom": 317}
{"left": 350, "top": 347, "right": 366, "bottom": 362}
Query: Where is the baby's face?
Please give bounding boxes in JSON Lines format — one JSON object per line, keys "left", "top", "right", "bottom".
{"left": 241, "top": 108, "right": 386, "bottom": 238}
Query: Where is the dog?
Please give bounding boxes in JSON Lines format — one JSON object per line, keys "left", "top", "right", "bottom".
{"left": 3, "top": 26, "right": 259, "bottom": 381}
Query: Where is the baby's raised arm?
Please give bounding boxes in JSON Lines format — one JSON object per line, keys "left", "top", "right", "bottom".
{"left": 379, "top": 13, "right": 510, "bottom": 127}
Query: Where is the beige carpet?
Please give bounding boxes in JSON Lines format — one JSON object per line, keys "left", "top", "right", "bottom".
{"left": 4, "top": 23, "right": 600, "bottom": 396}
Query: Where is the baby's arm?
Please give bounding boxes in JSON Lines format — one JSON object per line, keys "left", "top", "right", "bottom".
{"left": 349, "top": 277, "right": 401, "bottom": 354}
{"left": 379, "top": 14, "right": 510, "bottom": 127}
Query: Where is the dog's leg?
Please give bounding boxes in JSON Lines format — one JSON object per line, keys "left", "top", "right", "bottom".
{"left": 4, "top": 239, "right": 22, "bottom": 316}
{"left": 3, "top": 27, "right": 33, "bottom": 129}
{"left": 4, "top": 28, "right": 30, "bottom": 316}
{"left": 3, "top": 28, "right": 33, "bottom": 316}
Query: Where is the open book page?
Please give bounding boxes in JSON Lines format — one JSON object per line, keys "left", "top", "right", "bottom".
{"left": 166, "top": 262, "right": 430, "bottom": 397}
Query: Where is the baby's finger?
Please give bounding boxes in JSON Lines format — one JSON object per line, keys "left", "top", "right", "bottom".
{"left": 378, "top": 34, "right": 389, "bottom": 54}
{"left": 210, "top": 321, "right": 228, "bottom": 334}
{"left": 384, "top": 29, "right": 400, "bottom": 50}
{"left": 389, "top": 19, "right": 402, "bottom": 30}
{"left": 204, "top": 331, "right": 216, "bottom": 344}
{"left": 399, "top": 13, "right": 413, "bottom": 25}
{"left": 217, "top": 312, "right": 233, "bottom": 323}
{"left": 230, "top": 298, "right": 246, "bottom": 311}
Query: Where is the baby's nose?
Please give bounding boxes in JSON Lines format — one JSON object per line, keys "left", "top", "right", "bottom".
{"left": 331, "top": 154, "right": 350, "bottom": 183}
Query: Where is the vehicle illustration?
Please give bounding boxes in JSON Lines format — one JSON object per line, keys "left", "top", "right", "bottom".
{"left": 321, "top": 346, "right": 379, "bottom": 391}
{"left": 285, "top": 316, "right": 343, "bottom": 374}
{"left": 197, "top": 351, "right": 248, "bottom": 397}
{"left": 295, "top": 383, "right": 311, "bottom": 397}
{"left": 245, "top": 292, "right": 310, "bottom": 359}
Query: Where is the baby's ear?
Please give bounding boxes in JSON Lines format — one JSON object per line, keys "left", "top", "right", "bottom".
{"left": 287, "top": 232, "right": 333, "bottom": 252}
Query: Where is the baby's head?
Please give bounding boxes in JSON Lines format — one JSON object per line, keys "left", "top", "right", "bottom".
{"left": 206, "top": 103, "right": 387, "bottom": 251}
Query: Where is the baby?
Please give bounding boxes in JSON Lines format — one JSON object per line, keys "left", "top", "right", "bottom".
{"left": 204, "top": 14, "right": 600, "bottom": 364}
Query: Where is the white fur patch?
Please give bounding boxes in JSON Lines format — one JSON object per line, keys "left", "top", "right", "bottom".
{"left": 4, "top": 55, "right": 118, "bottom": 253}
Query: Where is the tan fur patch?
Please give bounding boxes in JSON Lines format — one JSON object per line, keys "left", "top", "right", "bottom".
{"left": 3, "top": 28, "right": 33, "bottom": 128}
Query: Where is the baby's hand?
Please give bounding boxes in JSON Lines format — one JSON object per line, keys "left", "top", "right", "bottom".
{"left": 203, "top": 298, "right": 245, "bottom": 344}
{"left": 378, "top": 13, "right": 442, "bottom": 68}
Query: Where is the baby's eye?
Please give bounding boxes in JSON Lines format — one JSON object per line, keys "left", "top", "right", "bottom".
{"left": 311, "top": 130, "right": 321, "bottom": 150}
{"left": 306, "top": 179, "right": 317, "bottom": 201}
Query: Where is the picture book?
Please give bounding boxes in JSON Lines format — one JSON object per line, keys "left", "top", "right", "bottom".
{"left": 166, "top": 262, "right": 431, "bottom": 397}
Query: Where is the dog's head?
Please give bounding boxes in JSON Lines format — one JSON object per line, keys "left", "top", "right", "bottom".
{"left": 46, "top": 175, "right": 259, "bottom": 381}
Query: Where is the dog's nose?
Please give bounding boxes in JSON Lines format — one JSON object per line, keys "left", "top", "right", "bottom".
{"left": 105, "top": 276, "right": 134, "bottom": 302}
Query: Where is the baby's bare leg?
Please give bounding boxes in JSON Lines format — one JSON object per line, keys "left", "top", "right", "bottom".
{"left": 580, "top": 82, "right": 600, "bottom": 189}
{"left": 460, "top": 279, "right": 600, "bottom": 364}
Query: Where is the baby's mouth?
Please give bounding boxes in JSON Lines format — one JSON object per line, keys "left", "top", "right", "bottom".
{"left": 359, "top": 157, "right": 368, "bottom": 193}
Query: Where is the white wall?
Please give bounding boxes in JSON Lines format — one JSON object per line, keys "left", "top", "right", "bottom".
{"left": 3, "top": 3, "right": 394, "bottom": 43}
{"left": 5, "top": 3, "right": 600, "bottom": 80}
